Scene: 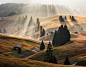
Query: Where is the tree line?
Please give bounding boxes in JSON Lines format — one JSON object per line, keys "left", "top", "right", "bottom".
{"left": 52, "top": 25, "right": 70, "bottom": 46}
{"left": 0, "top": 3, "right": 26, "bottom": 17}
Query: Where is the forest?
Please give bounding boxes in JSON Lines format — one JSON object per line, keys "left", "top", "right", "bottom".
{"left": 0, "top": 3, "right": 26, "bottom": 17}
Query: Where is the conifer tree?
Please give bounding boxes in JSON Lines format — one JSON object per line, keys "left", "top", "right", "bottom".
{"left": 28, "top": 16, "right": 34, "bottom": 26}
{"left": 52, "top": 25, "right": 70, "bottom": 46}
{"left": 36, "top": 18, "right": 40, "bottom": 29}
{"left": 40, "top": 40, "right": 45, "bottom": 50}
{"left": 37, "top": 18, "right": 39, "bottom": 24}
{"left": 59, "top": 16, "right": 64, "bottom": 22}
{"left": 65, "top": 16, "right": 67, "bottom": 20}
{"left": 44, "top": 42, "right": 57, "bottom": 64}
{"left": 41, "top": 29, "right": 45, "bottom": 37}
{"left": 64, "top": 56, "right": 70, "bottom": 65}
{"left": 71, "top": 16, "right": 76, "bottom": 21}
{"left": 52, "top": 30, "right": 57, "bottom": 46}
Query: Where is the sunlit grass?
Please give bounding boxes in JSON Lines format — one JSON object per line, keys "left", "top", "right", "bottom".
{"left": 0, "top": 35, "right": 40, "bottom": 58}
{"left": 0, "top": 57, "right": 80, "bottom": 67}
{"left": 29, "top": 39, "right": 86, "bottom": 65}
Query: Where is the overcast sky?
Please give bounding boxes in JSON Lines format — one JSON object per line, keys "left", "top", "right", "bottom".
{"left": 0, "top": 0, "right": 86, "bottom": 7}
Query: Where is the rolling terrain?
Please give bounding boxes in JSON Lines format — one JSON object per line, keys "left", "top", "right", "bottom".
{"left": 0, "top": 14, "right": 86, "bottom": 39}
{"left": 0, "top": 34, "right": 41, "bottom": 58}
{"left": 0, "top": 34, "right": 84, "bottom": 67}
{"left": 28, "top": 39, "right": 86, "bottom": 66}
{"left": 0, "top": 57, "right": 84, "bottom": 67}
{"left": 1, "top": 4, "right": 86, "bottom": 67}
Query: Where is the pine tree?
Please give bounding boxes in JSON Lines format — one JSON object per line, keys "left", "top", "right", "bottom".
{"left": 41, "top": 29, "right": 45, "bottom": 37}
{"left": 59, "top": 16, "right": 64, "bottom": 22}
{"left": 52, "top": 30, "right": 57, "bottom": 46}
{"left": 71, "top": 16, "right": 76, "bottom": 21}
{"left": 52, "top": 25, "right": 70, "bottom": 46}
{"left": 64, "top": 56, "right": 70, "bottom": 65}
{"left": 44, "top": 42, "right": 57, "bottom": 64}
{"left": 47, "top": 41, "right": 52, "bottom": 49}
{"left": 65, "top": 16, "right": 67, "bottom": 20}
{"left": 37, "top": 18, "right": 39, "bottom": 24}
{"left": 28, "top": 16, "right": 34, "bottom": 26}
{"left": 37, "top": 18, "right": 40, "bottom": 29}
{"left": 40, "top": 40, "right": 45, "bottom": 50}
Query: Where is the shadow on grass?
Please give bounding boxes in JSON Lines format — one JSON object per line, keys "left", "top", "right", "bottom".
{"left": 8, "top": 49, "right": 32, "bottom": 57}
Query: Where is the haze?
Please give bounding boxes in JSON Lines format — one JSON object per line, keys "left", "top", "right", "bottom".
{"left": 0, "top": 0, "right": 86, "bottom": 8}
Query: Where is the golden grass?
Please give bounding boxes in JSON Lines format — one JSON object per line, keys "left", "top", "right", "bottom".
{"left": 40, "top": 15, "right": 86, "bottom": 30}
{"left": 28, "top": 40, "right": 86, "bottom": 65}
{"left": 0, "top": 34, "right": 40, "bottom": 51}
{"left": 70, "top": 33, "right": 79, "bottom": 38}
{"left": 28, "top": 50, "right": 46, "bottom": 61}
{"left": 0, "top": 14, "right": 86, "bottom": 66}
{"left": 0, "top": 57, "right": 83, "bottom": 67}
{"left": 0, "top": 34, "right": 40, "bottom": 58}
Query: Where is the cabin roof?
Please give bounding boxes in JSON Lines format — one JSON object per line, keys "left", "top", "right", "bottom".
{"left": 14, "top": 44, "right": 22, "bottom": 48}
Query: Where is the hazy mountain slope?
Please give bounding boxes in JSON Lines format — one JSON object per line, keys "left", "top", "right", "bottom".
{"left": 0, "top": 14, "right": 86, "bottom": 39}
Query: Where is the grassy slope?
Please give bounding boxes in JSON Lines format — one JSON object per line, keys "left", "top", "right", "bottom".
{"left": 0, "top": 57, "right": 83, "bottom": 67}
{"left": 0, "top": 16, "right": 85, "bottom": 66}
{"left": 77, "top": 58, "right": 86, "bottom": 66}
{"left": 28, "top": 40, "right": 86, "bottom": 65}
{"left": 0, "top": 34, "right": 40, "bottom": 57}
{"left": 0, "top": 34, "right": 83, "bottom": 67}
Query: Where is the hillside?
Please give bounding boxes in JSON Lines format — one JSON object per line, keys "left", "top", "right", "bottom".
{"left": 28, "top": 39, "right": 86, "bottom": 66}
{"left": 0, "top": 57, "right": 83, "bottom": 67}
{"left": 1, "top": 4, "right": 86, "bottom": 66}
{"left": 0, "top": 34, "right": 40, "bottom": 58}
{"left": 0, "top": 34, "right": 84, "bottom": 67}
{"left": 0, "top": 16, "right": 86, "bottom": 66}
{"left": 0, "top": 14, "right": 86, "bottom": 40}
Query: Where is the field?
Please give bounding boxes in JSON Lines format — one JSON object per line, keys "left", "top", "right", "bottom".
{"left": 1, "top": 14, "right": 86, "bottom": 66}
{"left": 28, "top": 38, "right": 86, "bottom": 66}
{"left": 0, "top": 34, "right": 40, "bottom": 58}
{"left": 0, "top": 14, "right": 86, "bottom": 39}
{"left": 0, "top": 34, "right": 84, "bottom": 67}
{"left": 0, "top": 57, "right": 84, "bottom": 67}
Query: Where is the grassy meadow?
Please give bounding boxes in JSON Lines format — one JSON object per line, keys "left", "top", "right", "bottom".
{"left": 0, "top": 34, "right": 40, "bottom": 58}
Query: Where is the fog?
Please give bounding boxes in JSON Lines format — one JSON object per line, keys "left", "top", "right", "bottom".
{"left": 0, "top": 0, "right": 86, "bottom": 8}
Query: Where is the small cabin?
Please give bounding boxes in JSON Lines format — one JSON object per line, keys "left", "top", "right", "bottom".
{"left": 13, "top": 44, "right": 22, "bottom": 50}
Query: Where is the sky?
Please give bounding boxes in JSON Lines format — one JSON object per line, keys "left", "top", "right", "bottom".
{"left": 0, "top": 0, "right": 86, "bottom": 7}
